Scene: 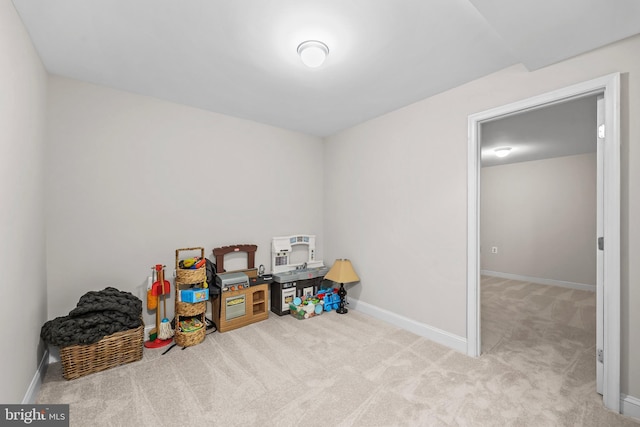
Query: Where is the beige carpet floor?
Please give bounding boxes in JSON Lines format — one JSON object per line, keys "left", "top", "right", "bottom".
{"left": 37, "top": 278, "right": 640, "bottom": 426}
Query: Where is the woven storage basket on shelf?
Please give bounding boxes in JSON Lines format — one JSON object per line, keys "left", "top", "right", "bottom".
{"left": 174, "top": 324, "right": 206, "bottom": 347}
{"left": 59, "top": 324, "right": 144, "bottom": 380}
{"left": 175, "top": 300, "right": 206, "bottom": 317}
{"left": 174, "top": 300, "right": 206, "bottom": 347}
{"left": 175, "top": 247, "right": 206, "bottom": 285}
{"left": 175, "top": 247, "right": 207, "bottom": 347}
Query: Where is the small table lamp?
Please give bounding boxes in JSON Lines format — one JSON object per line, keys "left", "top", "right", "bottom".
{"left": 324, "top": 259, "right": 360, "bottom": 314}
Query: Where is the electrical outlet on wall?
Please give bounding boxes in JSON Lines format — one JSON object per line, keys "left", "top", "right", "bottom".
{"left": 491, "top": 246, "right": 498, "bottom": 254}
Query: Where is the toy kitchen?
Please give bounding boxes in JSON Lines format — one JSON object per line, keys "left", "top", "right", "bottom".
{"left": 270, "top": 234, "right": 329, "bottom": 316}
{"left": 211, "top": 244, "right": 271, "bottom": 333}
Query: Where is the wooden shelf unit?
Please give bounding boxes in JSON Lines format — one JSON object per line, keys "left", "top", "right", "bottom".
{"left": 174, "top": 247, "right": 207, "bottom": 347}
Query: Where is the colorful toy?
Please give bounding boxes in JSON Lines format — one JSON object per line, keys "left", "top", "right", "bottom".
{"left": 317, "top": 288, "right": 341, "bottom": 312}
{"left": 178, "top": 317, "right": 204, "bottom": 333}
{"left": 144, "top": 264, "right": 173, "bottom": 348}
{"left": 289, "top": 299, "right": 321, "bottom": 320}
{"left": 178, "top": 256, "right": 206, "bottom": 270}
{"left": 180, "top": 287, "right": 209, "bottom": 303}
{"left": 288, "top": 289, "right": 340, "bottom": 319}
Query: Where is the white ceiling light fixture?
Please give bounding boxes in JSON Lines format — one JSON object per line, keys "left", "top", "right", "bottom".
{"left": 297, "top": 40, "right": 329, "bottom": 68}
{"left": 494, "top": 147, "right": 512, "bottom": 158}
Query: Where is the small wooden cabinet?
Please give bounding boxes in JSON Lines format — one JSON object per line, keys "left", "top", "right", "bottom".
{"left": 212, "top": 283, "right": 268, "bottom": 332}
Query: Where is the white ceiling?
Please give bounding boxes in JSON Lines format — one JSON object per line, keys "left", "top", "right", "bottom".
{"left": 481, "top": 94, "right": 598, "bottom": 167}
{"left": 11, "top": 0, "right": 640, "bottom": 137}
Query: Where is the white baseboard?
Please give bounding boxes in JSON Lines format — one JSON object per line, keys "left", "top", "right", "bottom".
{"left": 621, "top": 394, "right": 640, "bottom": 420}
{"left": 144, "top": 324, "right": 155, "bottom": 341}
{"left": 349, "top": 298, "right": 467, "bottom": 354}
{"left": 22, "top": 349, "right": 49, "bottom": 404}
{"left": 481, "top": 270, "right": 596, "bottom": 292}
{"left": 48, "top": 346, "right": 60, "bottom": 364}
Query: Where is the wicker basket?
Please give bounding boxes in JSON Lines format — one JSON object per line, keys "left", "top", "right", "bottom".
{"left": 59, "top": 324, "right": 144, "bottom": 380}
{"left": 175, "top": 247, "right": 206, "bottom": 285}
{"left": 174, "top": 323, "right": 206, "bottom": 347}
{"left": 175, "top": 300, "right": 206, "bottom": 316}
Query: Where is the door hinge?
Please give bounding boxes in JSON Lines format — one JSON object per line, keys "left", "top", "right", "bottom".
{"left": 598, "top": 237, "right": 604, "bottom": 251}
{"left": 598, "top": 124, "right": 605, "bottom": 139}
{"left": 597, "top": 348, "right": 604, "bottom": 363}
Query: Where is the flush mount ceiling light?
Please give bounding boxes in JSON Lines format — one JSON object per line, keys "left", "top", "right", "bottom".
{"left": 297, "top": 40, "right": 329, "bottom": 68}
{"left": 494, "top": 147, "right": 512, "bottom": 158}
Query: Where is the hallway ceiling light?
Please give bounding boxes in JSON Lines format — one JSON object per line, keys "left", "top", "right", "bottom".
{"left": 494, "top": 147, "right": 512, "bottom": 158}
{"left": 297, "top": 40, "right": 329, "bottom": 68}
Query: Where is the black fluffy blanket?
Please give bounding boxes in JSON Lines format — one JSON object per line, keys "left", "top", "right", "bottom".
{"left": 41, "top": 287, "right": 142, "bottom": 347}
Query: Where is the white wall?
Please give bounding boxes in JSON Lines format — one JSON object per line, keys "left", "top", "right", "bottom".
{"left": 324, "top": 34, "right": 640, "bottom": 398}
{"left": 0, "top": 0, "right": 48, "bottom": 403}
{"left": 46, "top": 77, "right": 324, "bottom": 326}
{"left": 324, "top": 107, "right": 468, "bottom": 336}
{"left": 481, "top": 153, "right": 597, "bottom": 286}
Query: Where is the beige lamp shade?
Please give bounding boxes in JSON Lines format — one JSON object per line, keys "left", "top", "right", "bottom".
{"left": 325, "top": 259, "right": 360, "bottom": 284}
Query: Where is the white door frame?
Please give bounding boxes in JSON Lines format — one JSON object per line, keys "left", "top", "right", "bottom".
{"left": 596, "top": 94, "right": 605, "bottom": 394}
{"left": 466, "top": 73, "right": 621, "bottom": 412}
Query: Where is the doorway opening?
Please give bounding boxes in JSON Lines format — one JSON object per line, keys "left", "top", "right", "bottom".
{"left": 479, "top": 94, "right": 598, "bottom": 364}
{"left": 467, "top": 73, "right": 620, "bottom": 412}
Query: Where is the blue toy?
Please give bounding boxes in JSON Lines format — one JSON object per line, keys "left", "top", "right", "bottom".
{"left": 316, "top": 288, "right": 341, "bottom": 312}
